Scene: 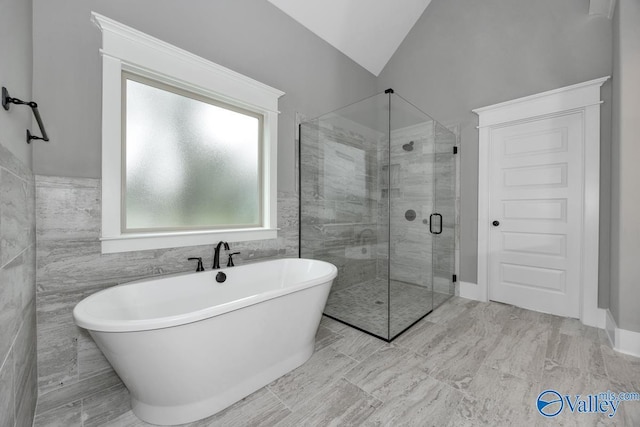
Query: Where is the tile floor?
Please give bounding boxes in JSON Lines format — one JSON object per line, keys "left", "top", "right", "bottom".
{"left": 65, "top": 297, "right": 640, "bottom": 426}
{"left": 325, "top": 278, "right": 452, "bottom": 338}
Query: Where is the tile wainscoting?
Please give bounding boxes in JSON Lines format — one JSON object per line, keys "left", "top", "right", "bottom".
{"left": 0, "top": 142, "right": 38, "bottom": 427}
{"left": 33, "top": 175, "right": 299, "bottom": 424}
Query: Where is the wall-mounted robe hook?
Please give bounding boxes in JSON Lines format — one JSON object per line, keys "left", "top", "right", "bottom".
{"left": 2, "top": 86, "right": 49, "bottom": 144}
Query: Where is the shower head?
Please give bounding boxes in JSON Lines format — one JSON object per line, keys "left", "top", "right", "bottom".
{"left": 402, "top": 141, "right": 414, "bottom": 152}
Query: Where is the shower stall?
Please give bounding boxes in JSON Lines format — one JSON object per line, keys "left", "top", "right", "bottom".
{"left": 299, "top": 89, "right": 457, "bottom": 341}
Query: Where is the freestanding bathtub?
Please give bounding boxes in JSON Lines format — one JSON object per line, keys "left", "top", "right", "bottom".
{"left": 73, "top": 257, "right": 337, "bottom": 425}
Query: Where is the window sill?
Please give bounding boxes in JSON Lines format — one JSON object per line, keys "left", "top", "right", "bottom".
{"left": 100, "top": 228, "right": 278, "bottom": 253}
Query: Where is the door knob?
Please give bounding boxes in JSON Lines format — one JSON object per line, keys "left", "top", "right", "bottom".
{"left": 492, "top": 220, "right": 500, "bottom": 227}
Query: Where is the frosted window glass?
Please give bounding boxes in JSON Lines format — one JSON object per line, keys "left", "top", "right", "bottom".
{"left": 124, "top": 77, "right": 261, "bottom": 231}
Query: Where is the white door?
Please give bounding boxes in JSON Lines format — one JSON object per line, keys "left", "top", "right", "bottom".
{"left": 488, "top": 113, "right": 583, "bottom": 317}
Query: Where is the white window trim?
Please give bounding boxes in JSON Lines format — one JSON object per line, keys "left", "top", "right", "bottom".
{"left": 91, "top": 12, "right": 284, "bottom": 253}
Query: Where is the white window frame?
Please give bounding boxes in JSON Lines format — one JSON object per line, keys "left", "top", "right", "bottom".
{"left": 92, "top": 12, "right": 284, "bottom": 253}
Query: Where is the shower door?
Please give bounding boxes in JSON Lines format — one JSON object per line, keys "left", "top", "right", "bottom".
{"left": 431, "top": 122, "right": 457, "bottom": 306}
{"left": 388, "top": 94, "right": 437, "bottom": 338}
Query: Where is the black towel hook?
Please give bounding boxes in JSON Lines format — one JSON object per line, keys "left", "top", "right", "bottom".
{"left": 2, "top": 86, "right": 49, "bottom": 144}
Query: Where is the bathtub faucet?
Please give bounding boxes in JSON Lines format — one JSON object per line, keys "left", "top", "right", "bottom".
{"left": 213, "top": 241, "right": 229, "bottom": 269}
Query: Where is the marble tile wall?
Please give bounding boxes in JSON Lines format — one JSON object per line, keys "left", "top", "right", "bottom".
{"left": 0, "top": 142, "right": 38, "bottom": 427}
{"left": 382, "top": 121, "right": 458, "bottom": 296}
{"left": 384, "top": 122, "right": 436, "bottom": 289}
{"left": 33, "top": 175, "right": 299, "bottom": 423}
{"left": 299, "top": 122, "right": 380, "bottom": 292}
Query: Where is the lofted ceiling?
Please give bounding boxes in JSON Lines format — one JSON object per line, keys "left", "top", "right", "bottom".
{"left": 266, "top": 0, "right": 433, "bottom": 76}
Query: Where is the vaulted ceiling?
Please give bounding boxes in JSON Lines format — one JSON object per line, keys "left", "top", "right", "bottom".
{"left": 266, "top": 0, "right": 433, "bottom": 76}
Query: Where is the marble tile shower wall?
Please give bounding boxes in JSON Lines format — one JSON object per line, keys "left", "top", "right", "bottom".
{"left": 300, "top": 123, "right": 380, "bottom": 292}
{"left": 379, "top": 123, "right": 436, "bottom": 288}
{"left": 33, "top": 175, "right": 299, "bottom": 424}
{"left": 379, "top": 122, "right": 458, "bottom": 295}
{"left": 0, "top": 143, "right": 38, "bottom": 427}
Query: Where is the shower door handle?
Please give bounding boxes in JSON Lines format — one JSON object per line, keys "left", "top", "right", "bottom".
{"left": 429, "top": 213, "right": 443, "bottom": 235}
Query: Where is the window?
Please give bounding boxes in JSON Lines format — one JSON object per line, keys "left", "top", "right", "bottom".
{"left": 93, "top": 12, "right": 284, "bottom": 253}
{"left": 123, "top": 74, "right": 263, "bottom": 232}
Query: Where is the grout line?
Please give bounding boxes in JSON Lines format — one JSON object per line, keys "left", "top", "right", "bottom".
{"left": 266, "top": 385, "right": 292, "bottom": 412}
{"left": 0, "top": 243, "right": 33, "bottom": 272}
{"left": 342, "top": 376, "right": 382, "bottom": 405}
{"left": 0, "top": 163, "right": 32, "bottom": 186}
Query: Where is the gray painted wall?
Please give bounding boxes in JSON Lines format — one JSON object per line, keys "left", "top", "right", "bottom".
{"left": 610, "top": 0, "right": 640, "bottom": 333}
{"left": 376, "top": 0, "right": 613, "bottom": 298}
{"left": 32, "top": 0, "right": 377, "bottom": 191}
{"left": 0, "top": 0, "right": 34, "bottom": 168}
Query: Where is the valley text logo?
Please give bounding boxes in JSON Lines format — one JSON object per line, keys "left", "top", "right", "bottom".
{"left": 537, "top": 389, "right": 640, "bottom": 418}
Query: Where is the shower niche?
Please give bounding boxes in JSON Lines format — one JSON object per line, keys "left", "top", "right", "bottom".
{"left": 299, "top": 89, "right": 457, "bottom": 341}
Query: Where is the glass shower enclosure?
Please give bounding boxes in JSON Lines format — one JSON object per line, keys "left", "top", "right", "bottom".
{"left": 299, "top": 89, "right": 457, "bottom": 341}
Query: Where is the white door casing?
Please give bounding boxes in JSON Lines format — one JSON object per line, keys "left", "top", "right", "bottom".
{"left": 468, "top": 77, "right": 609, "bottom": 328}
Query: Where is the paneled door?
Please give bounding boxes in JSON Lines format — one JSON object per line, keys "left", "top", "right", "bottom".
{"left": 488, "top": 113, "right": 583, "bottom": 317}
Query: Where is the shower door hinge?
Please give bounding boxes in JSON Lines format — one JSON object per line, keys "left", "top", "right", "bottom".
{"left": 452, "top": 274, "right": 457, "bottom": 282}
{"left": 453, "top": 146, "right": 458, "bottom": 154}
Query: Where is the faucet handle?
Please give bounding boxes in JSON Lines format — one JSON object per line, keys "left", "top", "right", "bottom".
{"left": 227, "top": 252, "right": 241, "bottom": 267}
{"left": 188, "top": 257, "right": 205, "bottom": 272}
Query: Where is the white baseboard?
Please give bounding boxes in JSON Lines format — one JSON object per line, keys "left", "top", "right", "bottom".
{"left": 459, "top": 281, "right": 488, "bottom": 302}
{"left": 605, "top": 309, "right": 640, "bottom": 358}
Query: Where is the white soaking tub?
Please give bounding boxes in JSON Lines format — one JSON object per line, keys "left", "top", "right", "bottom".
{"left": 73, "top": 258, "right": 337, "bottom": 425}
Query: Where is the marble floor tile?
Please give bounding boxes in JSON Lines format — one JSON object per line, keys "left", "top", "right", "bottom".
{"left": 197, "top": 388, "right": 291, "bottom": 427}
{"left": 82, "top": 382, "right": 131, "bottom": 427}
{"left": 558, "top": 318, "right": 602, "bottom": 341}
{"left": 329, "top": 327, "right": 387, "bottom": 362}
{"left": 314, "top": 325, "right": 343, "bottom": 352}
{"left": 363, "top": 375, "right": 462, "bottom": 427}
{"left": 267, "top": 346, "right": 357, "bottom": 410}
{"left": 600, "top": 344, "right": 640, "bottom": 391}
{"left": 545, "top": 329, "right": 606, "bottom": 377}
{"left": 97, "top": 411, "right": 147, "bottom": 427}
{"left": 500, "top": 305, "right": 551, "bottom": 337}
{"left": 441, "top": 309, "right": 503, "bottom": 344}
{"left": 392, "top": 320, "right": 449, "bottom": 354}
{"left": 319, "top": 315, "right": 350, "bottom": 334}
{"left": 275, "top": 379, "right": 381, "bottom": 427}
{"left": 449, "top": 365, "right": 538, "bottom": 427}
{"left": 484, "top": 323, "right": 549, "bottom": 382}
{"left": 619, "top": 401, "right": 640, "bottom": 427}
{"left": 345, "top": 346, "right": 431, "bottom": 401}
{"left": 426, "top": 335, "right": 498, "bottom": 391}
{"left": 424, "top": 297, "right": 477, "bottom": 325}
